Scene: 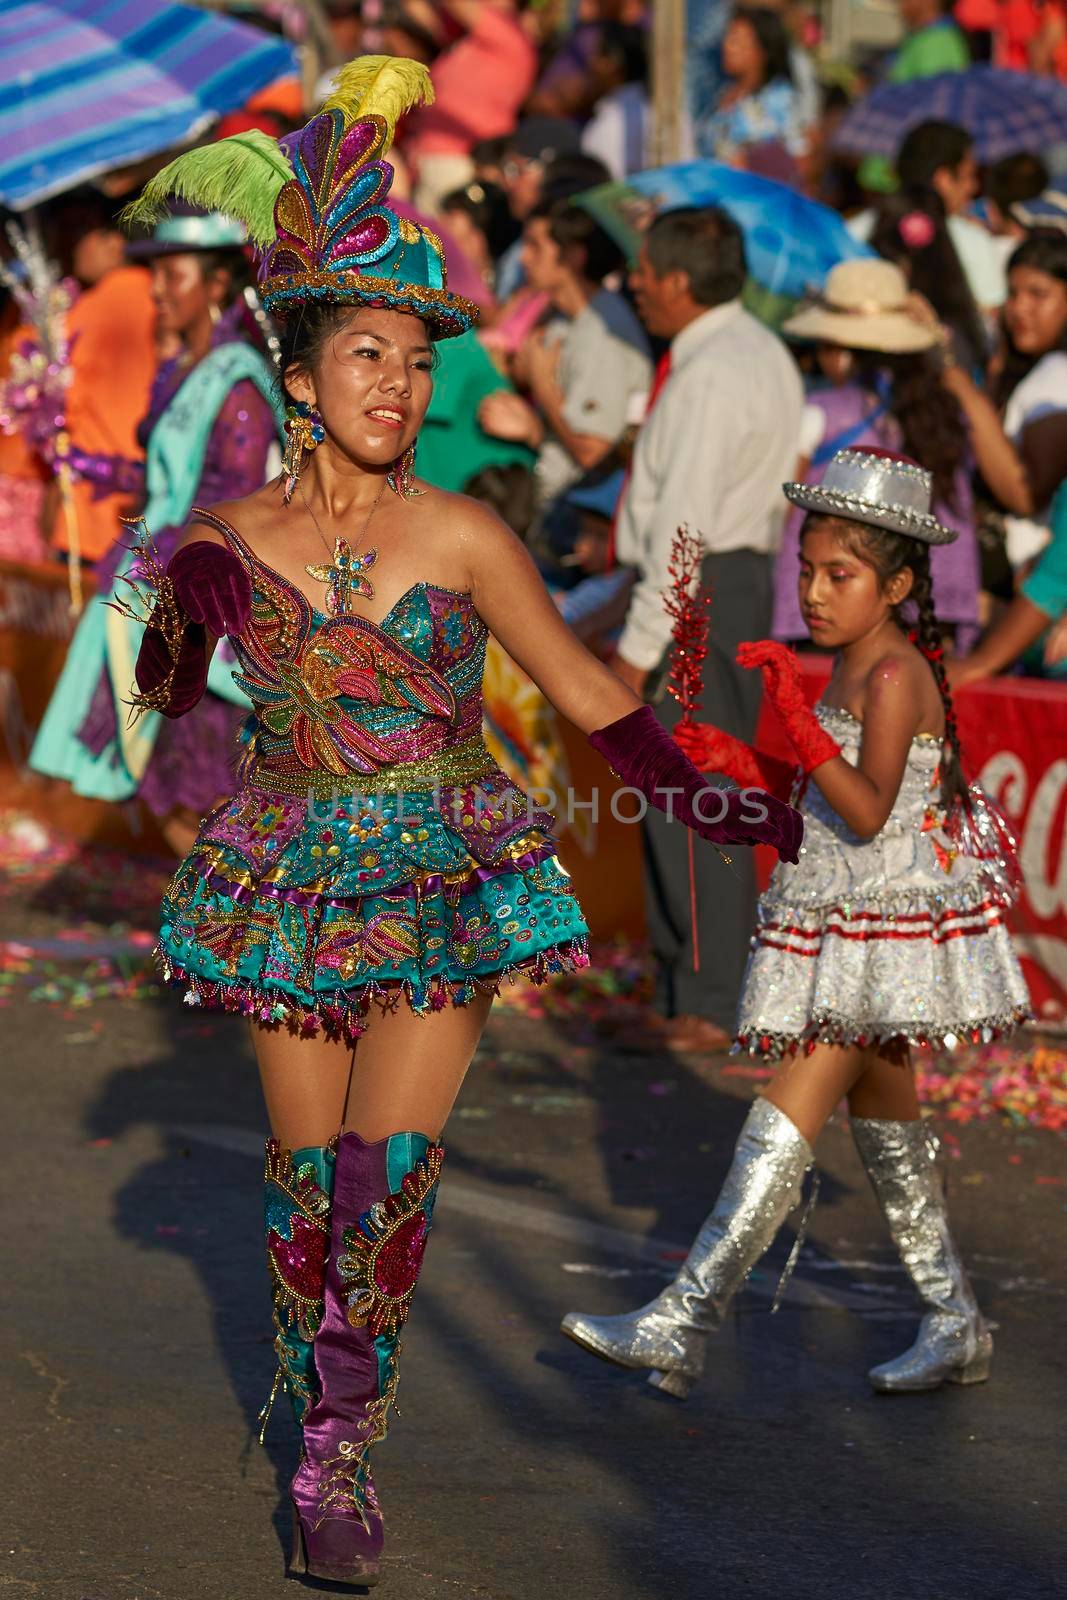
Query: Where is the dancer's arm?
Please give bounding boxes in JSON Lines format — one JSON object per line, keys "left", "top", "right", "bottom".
{"left": 673, "top": 720, "right": 798, "bottom": 800}
{"left": 467, "top": 509, "right": 803, "bottom": 862}
{"left": 132, "top": 527, "right": 251, "bottom": 717}
{"left": 739, "top": 641, "right": 922, "bottom": 838}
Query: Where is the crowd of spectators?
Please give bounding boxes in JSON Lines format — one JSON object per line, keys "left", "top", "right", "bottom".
{"left": 3, "top": 0, "right": 1067, "bottom": 693}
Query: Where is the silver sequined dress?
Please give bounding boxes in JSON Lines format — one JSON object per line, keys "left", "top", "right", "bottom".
{"left": 735, "top": 705, "right": 1030, "bottom": 1059}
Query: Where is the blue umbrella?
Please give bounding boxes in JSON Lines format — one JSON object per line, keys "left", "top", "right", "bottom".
{"left": 0, "top": 0, "right": 297, "bottom": 210}
{"left": 833, "top": 67, "right": 1067, "bottom": 165}
{"left": 578, "top": 161, "right": 873, "bottom": 303}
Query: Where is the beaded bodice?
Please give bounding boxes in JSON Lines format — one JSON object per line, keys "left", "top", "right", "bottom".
{"left": 193, "top": 508, "right": 493, "bottom": 796}
{"left": 769, "top": 704, "right": 1016, "bottom": 913}
{"left": 802, "top": 705, "right": 942, "bottom": 839}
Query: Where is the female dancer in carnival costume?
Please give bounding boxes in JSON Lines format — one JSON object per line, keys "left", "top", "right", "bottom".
{"left": 115, "top": 59, "right": 802, "bottom": 1587}
{"left": 30, "top": 208, "right": 283, "bottom": 854}
{"left": 564, "top": 448, "right": 1031, "bottom": 1399}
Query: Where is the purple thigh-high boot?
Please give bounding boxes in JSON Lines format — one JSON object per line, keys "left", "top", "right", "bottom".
{"left": 289, "top": 1130, "right": 443, "bottom": 1587}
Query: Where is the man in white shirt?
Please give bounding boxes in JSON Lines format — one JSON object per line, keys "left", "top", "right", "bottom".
{"left": 613, "top": 206, "right": 803, "bottom": 1052}
{"left": 479, "top": 197, "right": 651, "bottom": 512}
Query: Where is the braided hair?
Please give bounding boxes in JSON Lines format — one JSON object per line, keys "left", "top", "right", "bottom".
{"left": 824, "top": 517, "right": 970, "bottom": 817}
{"left": 906, "top": 547, "right": 969, "bottom": 817}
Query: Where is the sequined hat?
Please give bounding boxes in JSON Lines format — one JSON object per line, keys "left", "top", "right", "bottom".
{"left": 124, "top": 57, "right": 477, "bottom": 338}
{"left": 783, "top": 448, "right": 959, "bottom": 546}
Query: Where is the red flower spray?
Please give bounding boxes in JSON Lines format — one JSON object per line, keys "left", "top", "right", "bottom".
{"left": 663, "top": 526, "right": 713, "bottom": 970}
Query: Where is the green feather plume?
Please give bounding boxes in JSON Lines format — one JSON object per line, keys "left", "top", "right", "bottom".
{"left": 322, "top": 55, "right": 434, "bottom": 149}
{"left": 121, "top": 131, "right": 295, "bottom": 248}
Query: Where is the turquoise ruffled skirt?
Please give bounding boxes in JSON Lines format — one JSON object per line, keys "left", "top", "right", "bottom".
{"left": 156, "top": 776, "right": 588, "bottom": 1039}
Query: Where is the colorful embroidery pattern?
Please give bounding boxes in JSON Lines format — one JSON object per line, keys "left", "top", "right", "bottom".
{"left": 155, "top": 512, "right": 590, "bottom": 1035}
{"left": 337, "top": 1145, "right": 444, "bottom": 1338}
{"left": 264, "top": 1141, "right": 333, "bottom": 1341}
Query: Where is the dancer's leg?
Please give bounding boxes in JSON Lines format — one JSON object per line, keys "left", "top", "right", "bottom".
{"left": 846, "top": 1052, "right": 990, "bottom": 1392}
{"left": 342, "top": 990, "right": 495, "bottom": 1141}
{"left": 762, "top": 1040, "right": 869, "bottom": 1144}
{"left": 271, "top": 993, "right": 494, "bottom": 1585}
{"left": 846, "top": 1051, "right": 921, "bottom": 1121}
{"left": 564, "top": 1041, "right": 868, "bottom": 1394}
{"left": 253, "top": 1026, "right": 356, "bottom": 1149}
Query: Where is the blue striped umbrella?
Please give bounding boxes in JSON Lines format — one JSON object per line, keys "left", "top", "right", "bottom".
{"left": 0, "top": 0, "right": 297, "bottom": 209}
{"left": 834, "top": 67, "right": 1067, "bottom": 164}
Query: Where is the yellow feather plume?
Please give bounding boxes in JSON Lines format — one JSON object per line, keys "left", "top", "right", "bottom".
{"left": 322, "top": 55, "right": 434, "bottom": 149}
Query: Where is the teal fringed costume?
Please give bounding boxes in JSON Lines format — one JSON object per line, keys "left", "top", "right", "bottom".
{"left": 157, "top": 511, "right": 589, "bottom": 1039}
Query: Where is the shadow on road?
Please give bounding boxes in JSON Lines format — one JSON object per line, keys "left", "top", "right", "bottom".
{"left": 79, "top": 1001, "right": 1065, "bottom": 1599}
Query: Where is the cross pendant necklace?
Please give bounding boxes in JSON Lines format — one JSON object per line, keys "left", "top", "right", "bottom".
{"left": 300, "top": 476, "right": 386, "bottom": 616}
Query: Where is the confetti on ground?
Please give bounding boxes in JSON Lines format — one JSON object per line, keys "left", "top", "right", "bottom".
{"left": 916, "top": 1045, "right": 1067, "bottom": 1133}
{"left": 2, "top": 810, "right": 1064, "bottom": 1131}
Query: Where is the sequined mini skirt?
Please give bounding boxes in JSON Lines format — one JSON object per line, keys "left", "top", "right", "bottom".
{"left": 735, "top": 877, "right": 1030, "bottom": 1060}
{"left": 156, "top": 771, "right": 589, "bottom": 1041}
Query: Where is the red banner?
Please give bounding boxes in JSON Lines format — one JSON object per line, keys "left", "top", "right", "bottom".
{"left": 757, "top": 659, "right": 1067, "bottom": 1029}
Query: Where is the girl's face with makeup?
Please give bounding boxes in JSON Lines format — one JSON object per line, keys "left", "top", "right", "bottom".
{"left": 798, "top": 518, "right": 912, "bottom": 649}
{"left": 284, "top": 307, "right": 434, "bottom": 470}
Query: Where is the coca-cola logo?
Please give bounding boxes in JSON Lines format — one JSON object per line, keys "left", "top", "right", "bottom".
{"left": 980, "top": 752, "right": 1067, "bottom": 924}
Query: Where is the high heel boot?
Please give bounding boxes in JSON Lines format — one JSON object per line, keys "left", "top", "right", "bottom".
{"left": 289, "top": 1130, "right": 443, "bottom": 1587}
{"left": 561, "top": 1099, "right": 813, "bottom": 1398}
{"left": 262, "top": 1140, "right": 336, "bottom": 1430}
{"left": 851, "top": 1117, "right": 992, "bottom": 1393}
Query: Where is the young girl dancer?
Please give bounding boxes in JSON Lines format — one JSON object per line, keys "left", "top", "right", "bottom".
{"left": 116, "top": 58, "right": 800, "bottom": 1588}
{"left": 563, "top": 447, "right": 1030, "bottom": 1399}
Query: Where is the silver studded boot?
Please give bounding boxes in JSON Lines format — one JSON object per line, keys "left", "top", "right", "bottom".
{"left": 561, "top": 1099, "right": 814, "bottom": 1398}
{"left": 851, "top": 1117, "right": 992, "bottom": 1393}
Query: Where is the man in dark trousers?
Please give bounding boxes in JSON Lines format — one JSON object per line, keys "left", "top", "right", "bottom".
{"left": 612, "top": 207, "right": 803, "bottom": 1051}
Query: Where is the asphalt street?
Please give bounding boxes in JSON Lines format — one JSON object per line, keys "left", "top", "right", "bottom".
{"left": 5, "top": 937, "right": 1066, "bottom": 1600}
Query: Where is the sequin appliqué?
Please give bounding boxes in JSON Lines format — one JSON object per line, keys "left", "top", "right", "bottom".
{"left": 337, "top": 1145, "right": 443, "bottom": 1337}
{"left": 264, "top": 1141, "right": 332, "bottom": 1340}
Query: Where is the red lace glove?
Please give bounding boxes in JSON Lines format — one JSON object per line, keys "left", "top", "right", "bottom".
{"left": 673, "top": 719, "right": 797, "bottom": 801}
{"left": 736, "top": 641, "right": 840, "bottom": 775}
{"left": 590, "top": 706, "right": 803, "bottom": 864}
{"left": 168, "top": 540, "right": 252, "bottom": 638}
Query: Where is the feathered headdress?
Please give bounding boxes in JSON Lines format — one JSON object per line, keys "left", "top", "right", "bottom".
{"left": 124, "top": 57, "right": 477, "bottom": 338}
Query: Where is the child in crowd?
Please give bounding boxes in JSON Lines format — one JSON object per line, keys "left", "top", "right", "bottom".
{"left": 563, "top": 448, "right": 1030, "bottom": 1399}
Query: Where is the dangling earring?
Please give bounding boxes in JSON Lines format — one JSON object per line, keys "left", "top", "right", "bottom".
{"left": 388, "top": 439, "right": 423, "bottom": 500}
{"left": 282, "top": 401, "right": 325, "bottom": 504}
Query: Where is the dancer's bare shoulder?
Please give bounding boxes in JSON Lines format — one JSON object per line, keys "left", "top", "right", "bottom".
{"left": 399, "top": 481, "right": 523, "bottom": 591}
{"left": 179, "top": 480, "right": 286, "bottom": 552}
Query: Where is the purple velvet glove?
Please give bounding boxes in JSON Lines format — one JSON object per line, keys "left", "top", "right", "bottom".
{"left": 169, "top": 540, "right": 253, "bottom": 638}
{"left": 589, "top": 705, "right": 804, "bottom": 865}
{"left": 135, "top": 621, "right": 209, "bottom": 718}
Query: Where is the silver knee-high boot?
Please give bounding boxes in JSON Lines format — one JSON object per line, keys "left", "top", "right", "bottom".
{"left": 561, "top": 1099, "right": 814, "bottom": 1399}
{"left": 851, "top": 1117, "right": 992, "bottom": 1393}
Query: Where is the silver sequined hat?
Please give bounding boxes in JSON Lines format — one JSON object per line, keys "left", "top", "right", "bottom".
{"left": 783, "top": 448, "right": 958, "bottom": 546}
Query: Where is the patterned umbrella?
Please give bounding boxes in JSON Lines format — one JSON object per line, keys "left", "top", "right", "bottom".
{"left": 0, "top": 0, "right": 296, "bottom": 209}
{"left": 578, "top": 161, "right": 873, "bottom": 305}
{"left": 833, "top": 67, "right": 1067, "bottom": 164}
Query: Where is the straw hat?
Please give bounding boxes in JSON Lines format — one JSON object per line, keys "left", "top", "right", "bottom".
{"left": 783, "top": 448, "right": 958, "bottom": 546}
{"left": 783, "top": 259, "right": 940, "bottom": 354}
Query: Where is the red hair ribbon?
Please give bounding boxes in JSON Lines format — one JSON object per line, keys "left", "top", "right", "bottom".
{"left": 908, "top": 629, "right": 944, "bottom": 663}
